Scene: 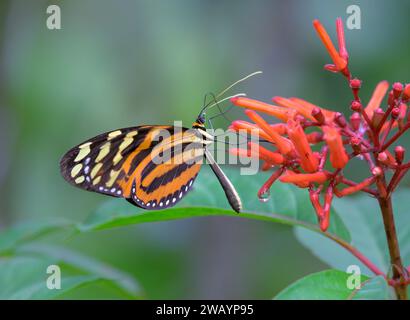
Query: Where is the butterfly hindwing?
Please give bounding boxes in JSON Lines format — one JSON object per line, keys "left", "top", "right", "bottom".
{"left": 128, "top": 140, "right": 204, "bottom": 209}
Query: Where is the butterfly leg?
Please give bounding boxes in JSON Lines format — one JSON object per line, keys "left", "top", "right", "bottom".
{"left": 204, "top": 148, "right": 242, "bottom": 213}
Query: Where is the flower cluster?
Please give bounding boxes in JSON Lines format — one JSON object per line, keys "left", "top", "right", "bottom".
{"left": 229, "top": 18, "right": 410, "bottom": 232}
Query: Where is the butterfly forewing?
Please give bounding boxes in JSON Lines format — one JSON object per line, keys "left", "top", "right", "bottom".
{"left": 60, "top": 125, "right": 206, "bottom": 209}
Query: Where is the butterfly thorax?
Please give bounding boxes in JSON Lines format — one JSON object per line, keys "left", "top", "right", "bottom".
{"left": 192, "top": 119, "right": 214, "bottom": 146}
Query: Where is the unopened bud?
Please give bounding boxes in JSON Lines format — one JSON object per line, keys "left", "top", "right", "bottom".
{"left": 372, "top": 166, "right": 383, "bottom": 177}
{"left": 377, "top": 152, "right": 388, "bottom": 162}
{"left": 350, "top": 78, "right": 362, "bottom": 89}
{"left": 388, "top": 91, "right": 395, "bottom": 106}
{"left": 311, "top": 107, "right": 325, "bottom": 124}
{"left": 403, "top": 84, "right": 410, "bottom": 101}
{"left": 334, "top": 112, "right": 347, "bottom": 127}
{"left": 392, "top": 82, "right": 403, "bottom": 98}
{"left": 350, "top": 112, "right": 361, "bottom": 131}
{"left": 295, "top": 114, "right": 306, "bottom": 124}
{"left": 350, "top": 137, "right": 362, "bottom": 154}
{"left": 350, "top": 100, "right": 362, "bottom": 112}
{"left": 394, "top": 146, "right": 405, "bottom": 164}
{"left": 372, "top": 108, "right": 384, "bottom": 127}
{"left": 391, "top": 107, "right": 400, "bottom": 119}
{"left": 377, "top": 151, "right": 396, "bottom": 166}
{"left": 306, "top": 132, "right": 324, "bottom": 144}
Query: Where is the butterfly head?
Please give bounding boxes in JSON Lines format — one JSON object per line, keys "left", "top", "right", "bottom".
{"left": 192, "top": 112, "right": 206, "bottom": 129}
{"left": 197, "top": 113, "right": 206, "bottom": 125}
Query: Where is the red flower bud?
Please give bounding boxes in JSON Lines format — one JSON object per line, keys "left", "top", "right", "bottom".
{"left": 391, "top": 107, "right": 400, "bottom": 119}
{"left": 394, "top": 146, "right": 405, "bottom": 164}
{"left": 392, "top": 82, "right": 403, "bottom": 98}
{"left": 350, "top": 100, "right": 362, "bottom": 112}
{"left": 306, "top": 132, "right": 324, "bottom": 144}
{"left": 372, "top": 108, "right": 384, "bottom": 127}
{"left": 403, "top": 84, "right": 410, "bottom": 101}
{"left": 334, "top": 112, "right": 347, "bottom": 127}
{"left": 387, "top": 91, "right": 395, "bottom": 106}
{"left": 350, "top": 78, "right": 362, "bottom": 89}
{"left": 350, "top": 112, "right": 361, "bottom": 131}
{"left": 350, "top": 136, "right": 362, "bottom": 154}
{"left": 311, "top": 107, "right": 325, "bottom": 124}
{"left": 377, "top": 151, "right": 397, "bottom": 167}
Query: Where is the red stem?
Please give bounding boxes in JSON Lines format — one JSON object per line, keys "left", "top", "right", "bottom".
{"left": 381, "top": 123, "right": 410, "bottom": 151}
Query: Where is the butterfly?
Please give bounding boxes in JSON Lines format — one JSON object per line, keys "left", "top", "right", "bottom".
{"left": 60, "top": 115, "right": 242, "bottom": 212}
{"left": 60, "top": 72, "right": 262, "bottom": 212}
{"left": 60, "top": 101, "right": 246, "bottom": 213}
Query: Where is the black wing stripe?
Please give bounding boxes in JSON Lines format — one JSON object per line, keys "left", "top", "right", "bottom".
{"left": 140, "top": 141, "right": 200, "bottom": 181}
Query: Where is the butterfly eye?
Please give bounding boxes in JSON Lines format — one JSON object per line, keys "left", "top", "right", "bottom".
{"left": 197, "top": 114, "right": 206, "bottom": 124}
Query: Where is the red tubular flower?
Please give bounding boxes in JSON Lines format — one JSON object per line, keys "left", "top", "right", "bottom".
{"left": 229, "top": 120, "right": 287, "bottom": 141}
{"left": 336, "top": 17, "right": 348, "bottom": 60}
{"left": 272, "top": 96, "right": 316, "bottom": 121}
{"left": 230, "top": 145, "right": 285, "bottom": 166}
{"left": 231, "top": 96, "right": 294, "bottom": 122}
{"left": 320, "top": 186, "right": 334, "bottom": 231}
{"left": 245, "top": 109, "right": 295, "bottom": 156}
{"left": 289, "top": 97, "right": 335, "bottom": 120}
{"left": 364, "top": 81, "right": 389, "bottom": 119}
{"left": 313, "top": 19, "right": 348, "bottom": 75}
{"left": 279, "top": 171, "right": 329, "bottom": 185}
{"left": 334, "top": 176, "right": 376, "bottom": 197}
{"left": 229, "top": 17, "right": 410, "bottom": 238}
{"left": 322, "top": 126, "right": 349, "bottom": 169}
{"left": 247, "top": 142, "right": 285, "bottom": 165}
{"left": 257, "top": 168, "right": 284, "bottom": 199}
{"left": 287, "top": 119, "right": 319, "bottom": 172}
{"left": 309, "top": 191, "right": 323, "bottom": 218}
{"left": 230, "top": 120, "right": 287, "bottom": 134}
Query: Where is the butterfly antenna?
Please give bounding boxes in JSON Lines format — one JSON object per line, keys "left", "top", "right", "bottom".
{"left": 200, "top": 71, "right": 262, "bottom": 115}
{"left": 215, "top": 70, "right": 262, "bottom": 100}
{"left": 205, "top": 93, "right": 246, "bottom": 110}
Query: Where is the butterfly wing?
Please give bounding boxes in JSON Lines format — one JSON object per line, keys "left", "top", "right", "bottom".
{"left": 128, "top": 137, "right": 204, "bottom": 209}
{"left": 60, "top": 125, "right": 205, "bottom": 209}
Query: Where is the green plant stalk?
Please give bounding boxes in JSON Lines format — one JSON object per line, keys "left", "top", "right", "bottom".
{"left": 377, "top": 176, "right": 408, "bottom": 300}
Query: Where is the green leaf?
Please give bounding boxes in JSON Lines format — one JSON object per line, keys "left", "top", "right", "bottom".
{"left": 15, "top": 243, "right": 143, "bottom": 299}
{"left": 295, "top": 189, "right": 410, "bottom": 275}
{"left": 349, "top": 276, "right": 395, "bottom": 300}
{"left": 79, "top": 167, "right": 350, "bottom": 242}
{"left": 274, "top": 269, "right": 369, "bottom": 300}
{"left": 0, "top": 256, "right": 130, "bottom": 299}
{"left": 0, "top": 219, "right": 73, "bottom": 254}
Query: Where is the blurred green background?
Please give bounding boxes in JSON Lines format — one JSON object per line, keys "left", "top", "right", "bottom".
{"left": 0, "top": 0, "right": 409, "bottom": 298}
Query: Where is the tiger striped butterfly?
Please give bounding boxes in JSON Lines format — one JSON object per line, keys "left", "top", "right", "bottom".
{"left": 60, "top": 111, "right": 242, "bottom": 213}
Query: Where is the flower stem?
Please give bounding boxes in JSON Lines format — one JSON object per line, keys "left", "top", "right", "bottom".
{"left": 325, "top": 233, "right": 386, "bottom": 277}
{"left": 376, "top": 176, "right": 408, "bottom": 299}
